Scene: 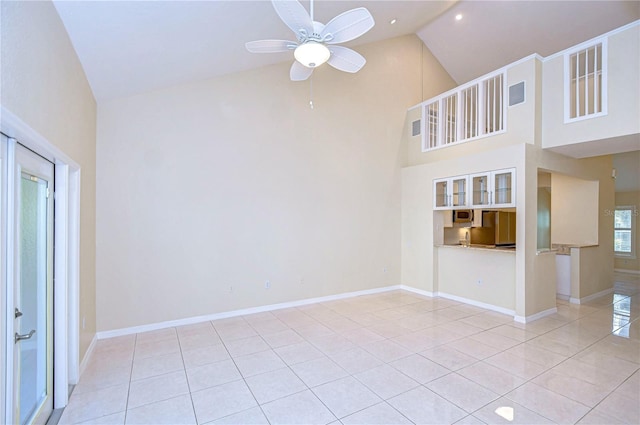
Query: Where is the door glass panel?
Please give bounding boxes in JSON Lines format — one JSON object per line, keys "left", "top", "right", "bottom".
{"left": 435, "top": 181, "right": 448, "bottom": 207}
{"left": 451, "top": 178, "right": 467, "bottom": 207}
{"left": 494, "top": 172, "right": 512, "bottom": 205}
{"left": 472, "top": 175, "right": 489, "bottom": 206}
{"left": 19, "top": 174, "right": 50, "bottom": 425}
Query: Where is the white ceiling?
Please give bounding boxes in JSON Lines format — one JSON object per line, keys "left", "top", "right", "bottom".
{"left": 53, "top": 1, "right": 639, "bottom": 102}
{"left": 417, "top": 1, "right": 639, "bottom": 84}
{"left": 52, "top": 0, "right": 456, "bottom": 101}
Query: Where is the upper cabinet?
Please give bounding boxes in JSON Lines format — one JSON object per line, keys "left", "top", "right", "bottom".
{"left": 434, "top": 175, "right": 469, "bottom": 210}
{"left": 435, "top": 168, "right": 516, "bottom": 210}
{"left": 470, "top": 168, "right": 516, "bottom": 208}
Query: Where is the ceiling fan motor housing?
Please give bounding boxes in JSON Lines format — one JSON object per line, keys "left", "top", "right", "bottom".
{"left": 246, "top": 0, "right": 374, "bottom": 80}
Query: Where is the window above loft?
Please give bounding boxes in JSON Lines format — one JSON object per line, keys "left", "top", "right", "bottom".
{"left": 564, "top": 39, "right": 608, "bottom": 123}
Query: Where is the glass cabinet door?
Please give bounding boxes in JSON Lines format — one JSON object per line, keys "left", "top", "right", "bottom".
{"left": 451, "top": 176, "right": 468, "bottom": 207}
{"left": 434, "top": 179, "right": 449, "bottom": 209}
{"left": 471, "top": 173, "right": 490, "bottom": 207}
{"left": 493, "top": 169, "right": 515, "bottom": 207}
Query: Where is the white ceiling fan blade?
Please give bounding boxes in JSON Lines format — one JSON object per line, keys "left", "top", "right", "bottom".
{"left": 272, "top": 0, "right": 313, "bottom": 38}
{"left": 245, "top": 40, "right": 297, "bottom": 53}
{"left": 321, "top": 7, "right": 375, "bottom": 44}
{"left": 290, "top": 61, "right": 314, "bottom": 81}
{"left": 327, "top": 46, "right": 366, "bottom": 73}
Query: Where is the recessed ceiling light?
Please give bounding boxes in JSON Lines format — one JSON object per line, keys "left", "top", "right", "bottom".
{"left": 455, "top": 14, "right": 463, "bottom": 21}
{"left": 389, "top": 18, "right": 397, "bottom": 25}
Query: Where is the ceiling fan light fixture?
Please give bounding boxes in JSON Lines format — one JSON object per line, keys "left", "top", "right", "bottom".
{"left": 294, "top": 42, "right": 331, "bottom": 68}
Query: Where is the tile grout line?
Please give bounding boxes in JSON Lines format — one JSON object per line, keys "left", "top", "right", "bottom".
{"left": 214, "top": 317, "right": 274, "bottom": 424}
{"left": 176, "top": 324, "right": 199, "bottom": 425}
{"left": 68, "top": 284, "right": 637, "bottom": 425}
{"left": 122, "top": 333, "right": 137, "bottom": 425}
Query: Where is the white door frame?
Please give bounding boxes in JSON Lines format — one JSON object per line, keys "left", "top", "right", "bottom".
{"left": 1, "top": 106, "right": 81, "bottom": 423}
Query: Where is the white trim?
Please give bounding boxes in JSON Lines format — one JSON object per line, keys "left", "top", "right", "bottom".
{"left": 78, "top": 334, "right": 97, "bottom": 378}
{"left": 421, "top": 129, "right": 508, "bottom": 153}
{"left": 563, "top": 38, "right": 608, "bottom": 124}
{"left": 399, "top": 285, "right": 435, "bottom": 298}
{"left": 614, "top": 205, "right": 636, "bottom": 259}
{"left": 0, "top": 108, "right": 79, "bottom": 169}
{"left": 53, "top": 164, "right": 69, "bottom": 408}
{"left": 3, "top": 140, "right": 16, "bottom": 425}
{"left": 419, "top": 70, "right": 509, "bottom": 153}
{"left": 67, "top": 170, "right": 81, "bottom": 385}
{"left": 513, "top": 307, "right": 558, "bottom": 323}
{"left": 0, "top": 134, "right": 6, "bottom": 425}
{"left": 407, "top": 54, "right": 543, "bottom": 111}
{"left": 1, "top": 106, "right": 82, "bottom": 414}
{"left": 435, "top": 291, "right": 515, "bottom": 316}
{"left": 556, "top": 294, "right": 570, "bottom": 301}
{"left": 614, "top": 268, "right": 640, "bottom": 275}
{"left": 569, "top": 287, "right": 614, "bottom": 305}
{"left": 97, "top": 285, "right": 402, "bottom": 339}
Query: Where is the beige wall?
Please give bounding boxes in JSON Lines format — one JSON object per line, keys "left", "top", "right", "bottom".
{"left": 95, "top": 35, "right": 454, "bottom": 332}
{"left": 437, "top": 247, "right": 515, "bottom": 311}
{"left": 528, "top": 148, "right": 615, "bottom": 303}
{"left": 542, "top": 24, "right": 640, "bottom": 150}
{"left": 401, "top": 144, "right": 526, "bottom": 307}
{"left": 615, "top": 191, "right": 640, "bottom": 272}
{"left": 551, "top": 173, "right": 599, "bottom": 245}
{"left": 1, "top": 1, "right": 97, "bottom": 362}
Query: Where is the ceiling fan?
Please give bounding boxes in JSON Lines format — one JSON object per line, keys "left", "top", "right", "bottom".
{"left": 246, "top": 0, "right": 375, "bottom": 81}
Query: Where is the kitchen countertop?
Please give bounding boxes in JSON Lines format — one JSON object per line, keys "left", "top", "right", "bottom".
{"left": 549, "top": 244, "right": 599, "bottom": 255}
{"left": 436, "top": 244, "right": 517, "bottom": 253}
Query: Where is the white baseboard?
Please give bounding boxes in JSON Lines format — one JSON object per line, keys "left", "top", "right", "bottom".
{"left": 400, "top": 285, "right": 515, "bottom": 316}
{"left": 514, "top": 307, "right": 558, "bottom": 323}
{"left": 97, "top": 285, "right": 402, "bottom": 339}
{"left": 556, "top": 294, "right": 570, "bottom": 301}
{"left": 569, "top": 287, "right": 614, "bottom": 305}
{"left": 96, "top": 283, "right": 570, "bottom": 341}
{"left": 399, "top": 285, "right": 435, "bottom": 298}
{"left": 435, "top": 291, "right": 515, "bottom": 316}
{"left": 78, "top": 334, "right": 97, "bottom": 379}
{"left": 614, "top": 268, "right": 640, "bottom": 275}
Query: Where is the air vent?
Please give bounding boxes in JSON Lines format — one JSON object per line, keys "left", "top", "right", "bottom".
{"left": 412, "top": 119, "right": 421, "bottom": 136}
{"left": 508, "top": 81, "right": 525, "bottom": 106}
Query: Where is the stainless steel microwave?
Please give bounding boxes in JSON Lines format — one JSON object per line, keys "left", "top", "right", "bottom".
{"left": 453, "top": 209, "right": 473, "bottom": 223}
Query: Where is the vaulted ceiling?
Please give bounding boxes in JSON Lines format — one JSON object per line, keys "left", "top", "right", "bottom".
{"left": 53, "top": 0, "right": 639, "bottom": 102}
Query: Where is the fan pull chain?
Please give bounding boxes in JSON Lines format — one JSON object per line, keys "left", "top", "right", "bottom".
{"left": 309, "top": 75, "right": 314, "bottom": 109}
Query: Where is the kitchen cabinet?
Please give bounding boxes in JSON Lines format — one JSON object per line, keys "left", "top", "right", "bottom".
{"left": 470, "top": 168, "right": 516, "bottom": 208}
{"left": 433, "top": 175, "right": 469, "bottom": 210}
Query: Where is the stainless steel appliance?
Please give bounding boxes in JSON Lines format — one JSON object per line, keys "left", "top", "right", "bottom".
{"left": 453, "top": 209, "right": 473, "bottom": 224}
{"left": 482, "top": 211, "right": 516, "bottom": 246}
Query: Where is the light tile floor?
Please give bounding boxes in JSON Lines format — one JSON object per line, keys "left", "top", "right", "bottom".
{"left": 59, "top": 273, "right": 640, "bottom": 424}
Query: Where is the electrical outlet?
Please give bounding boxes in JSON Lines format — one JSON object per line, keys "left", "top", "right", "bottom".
{"left": 265, "top": 280, "right": 271, "bottom": 289}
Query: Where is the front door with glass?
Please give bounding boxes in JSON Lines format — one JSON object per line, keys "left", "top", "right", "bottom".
{"left": 12, "top": 144, "right": 54, "bottom": 425}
